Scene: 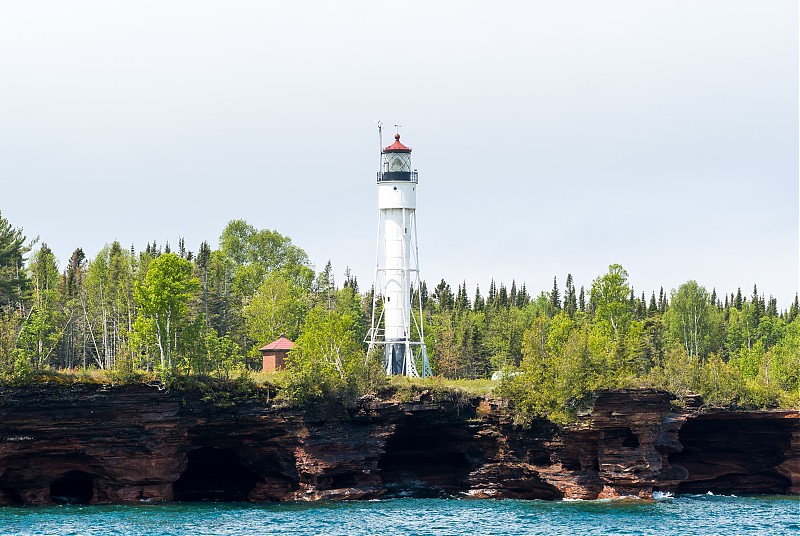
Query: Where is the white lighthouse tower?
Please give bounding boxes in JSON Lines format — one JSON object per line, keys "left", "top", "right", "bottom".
{"left": 367, "top": 127, "right": 431, "bottom": 377}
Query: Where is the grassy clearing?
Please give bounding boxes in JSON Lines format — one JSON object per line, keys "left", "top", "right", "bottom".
{"left": 1, "top": 367, "right": 499, "bottom": 410}
{"left": 382, "top": 376, "right": 496, "bottom": 406}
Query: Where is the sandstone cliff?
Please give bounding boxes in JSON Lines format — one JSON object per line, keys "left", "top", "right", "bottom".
{"left": 0, "top": 384, "right": 796, "bottom": 504}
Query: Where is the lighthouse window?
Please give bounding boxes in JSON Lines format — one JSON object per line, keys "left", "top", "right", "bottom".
{"left": 389, "top": 154, "right": 411, "bottom": 172}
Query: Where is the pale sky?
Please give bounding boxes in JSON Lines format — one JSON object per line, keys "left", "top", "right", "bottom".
{"left": 1, "top": 1, "right": 798, "bottom": 306}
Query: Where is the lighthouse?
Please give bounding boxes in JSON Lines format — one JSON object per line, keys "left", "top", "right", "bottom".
{"left": 367, "top": 128, "right": 431, "bottom": 377}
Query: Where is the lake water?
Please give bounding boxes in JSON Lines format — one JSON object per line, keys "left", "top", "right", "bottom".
{"left": 0, "top": 495, "right": 797, "bottom": 536}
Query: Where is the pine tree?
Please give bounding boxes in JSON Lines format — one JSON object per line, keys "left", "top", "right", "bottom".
{"left": 498, "top": 284, "right": 509, "bottom": 308}
{"left": 648, "top": 292, "right": 658, "bottom": 315}
{"left": 518, "top": 283, "right": 530, "bottom": 307}
{"left": 433, "top": 279, "right": 454, "bottom": 310}
{"left": 734, "top": 287, "right": 743, "bottom": 310}
{"left": 0, "top": 211, "right": 29, "bottom": 310}
{"left": 788, "top": 294, "right": 799, "bottom": 322}
{"left": 549, "top": 276, "right": 560, "bottom": 316}
{"left": 578, "top": 286, "right": 586, "bottom": 312}
{"left": 766, "top": 296, "right": 777, "bottom": 317}
{"left": 455, "top": 282, "right": 470, "bottom": 311}
{"left": 509, "top": 280, "right": 517, "bottom": 309}
{"left": 564, "top": 274, "right": 577, "bottom": 317}
{"left": 343, "top": 267, "right": 359, "bottom": 294}
{"left": 710, "top": 287, "right": 717, "bottom": 308}
{"left": 473, "top": 284, "right": 484, "bottom": 311}
{"left": 312, "top": 260, "right": 335, "bottom": 310}
{"left": 488, "top": 279, "right": 497, "bottom": 306}
{"left": 196, "top": 241, "right": 212, "bottom": 326}
{"left": 65, "top": 248, "right": 86, "bottom": 299}
{"left": 61, "top": 247, "right": 87, "bottom": 369}
{"left": 658, "top": 287, "right": 668, "bottom": 313}
{"left": 752, "top": 284, "right": 764, "bottom": 319}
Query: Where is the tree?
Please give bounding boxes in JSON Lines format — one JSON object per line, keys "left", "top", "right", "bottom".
{"left": 243, "top": 271, "right": 310, "bottom": 350}
{"left": 455, "top": 281, "right": 470, "bottom": 311}
{"left": 0, "top": 211, "right": 29, "bottom": 310}
{"left": 590, "top": 264, "right": 632, "bottom": 339}
{"left": 0, "top": 213, "right": 29, "bottom": 375}
{"left": 84, "top": 242, "right": 136, "bottom": 369}
{"left": 432, "top": 279, "right": 454, "bottom": 311}
{"left": 549, "top": 276, "right": 561, "bottom": 316}
{"left": 219, "top": 219, "right": 312, "bottom": 296}
{"left": 17, "top": 244, "right": 64, "bottom": 370}
{"left": 517, "top": 283, "right": 530, "bottom": 307}
{"left": 787, "top": 294, "right": 799, "bottom": 323}
{"left": 563, "top": 274, "right": 577, "bottom": 317}
{"left": 60, "top": 248, "right": 87, "bottom": 368}
{"left": 497, "top": 283, "right": 509, "bottom": 308}
{"left": 648, "top": 292, "right": 658, "bottom": 315}
{"left": 134, "top": 253, "right": 199, "bottom": 371}
{"left": 665, "top": 280, "right": 713, "bottom": 360}
{"left": 473, "top": 285, "right": 484, "bottom": 312}
{"left": 285, "top": 298, "right": 378, "bottom": 404}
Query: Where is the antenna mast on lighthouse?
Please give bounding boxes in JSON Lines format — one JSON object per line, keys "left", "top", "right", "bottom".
{"left": 366, "top": 125, "right": 431, "bottom": 377}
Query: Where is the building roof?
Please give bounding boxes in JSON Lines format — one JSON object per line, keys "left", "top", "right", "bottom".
{"left": 259, "top": 334, "right": 295, "bottom": 352}
{"left": 383, "top": 133, "right": 411, "bottom": 153}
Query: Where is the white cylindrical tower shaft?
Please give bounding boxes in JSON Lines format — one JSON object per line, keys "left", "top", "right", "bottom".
{"left": 378, "top": 184, "right": 415, "bottom": 341}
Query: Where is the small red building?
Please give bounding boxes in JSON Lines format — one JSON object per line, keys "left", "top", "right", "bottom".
{"left": 259, "top": 334, "right": 295, "bottom": 373}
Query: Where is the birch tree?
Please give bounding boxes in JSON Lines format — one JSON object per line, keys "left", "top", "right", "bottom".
{"left": 666, "top": 280, "right": 712, "bottom": 360}
{"left": 134, "top": 253, "right": 199, "bottom": 371}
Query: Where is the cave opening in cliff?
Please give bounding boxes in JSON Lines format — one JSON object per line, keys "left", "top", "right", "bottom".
{"left": 50, "top": 470, "right": 94, "bottom": 504}
{"left": 670, "top": 416, "right": 792, "bottom": 495}
{"left": 604, "top": 427, "right": 640, "bottom": 449}
{"left": 378, "top": 417, "right": 472, "bottom": 498}
{"left": 173, "top": 447, "right": 262, "bottom": 502}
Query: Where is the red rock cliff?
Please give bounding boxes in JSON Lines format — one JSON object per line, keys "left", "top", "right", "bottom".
{"left": 0, "top": 385, "right": 796, "bottom": 504}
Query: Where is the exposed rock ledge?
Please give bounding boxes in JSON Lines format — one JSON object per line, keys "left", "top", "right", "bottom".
{"left": 0, "top": 385, "right": 796, "bottom": 505}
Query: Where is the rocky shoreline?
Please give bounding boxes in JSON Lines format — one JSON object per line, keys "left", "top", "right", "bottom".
{"left": 0, "top": 385, "right": 796, "bottom": 505}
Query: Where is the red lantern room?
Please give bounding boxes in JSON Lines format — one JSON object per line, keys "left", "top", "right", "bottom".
{"left": 378, "top": 133, "right": 417, "bottom": 183}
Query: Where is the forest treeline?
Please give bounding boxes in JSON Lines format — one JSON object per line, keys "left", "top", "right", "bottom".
{"left": 0, "top": 211, "right": 798, "bottom": 420}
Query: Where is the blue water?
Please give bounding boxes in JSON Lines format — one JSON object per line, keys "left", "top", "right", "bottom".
{"left": 0, "top": 495, "right": 797, "bottom": 536}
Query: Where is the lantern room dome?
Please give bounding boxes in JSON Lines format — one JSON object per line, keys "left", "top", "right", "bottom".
{"left": 383, "top": 133, "right": 411, "bottom": 153}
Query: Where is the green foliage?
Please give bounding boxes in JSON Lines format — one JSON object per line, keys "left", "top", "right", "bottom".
{"left": 590, "top": 264, "right": 632, "bottom": 339}
{"left": 665, "top": 280, "right": 714, "bottom": 359}
{"left": 17, "top": 245, "right": 64, "bottom": 371}
{"left": 0, "top": 211, "right": 29, "bottom": 309}
{"left": 283, "top": 293, "right": 384, "bottom": 406}
{"left": 500, "top": 322, "right": 596, "bottom": 424}
{"left": 0, "top": 215, "right": 796, "bottom": 422}
{"left": 134, "top": 253, "right": 200, "bottom": 371}
{"left": 220, "top": 219, "right": 313, "bottom": 297}
{"left": 243, "top": 271, "right": 309, "bottom": 351}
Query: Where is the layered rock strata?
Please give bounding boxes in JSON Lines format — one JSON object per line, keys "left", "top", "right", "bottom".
{"left": 0, "top": 385, "right": 796, "bottom": 504}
